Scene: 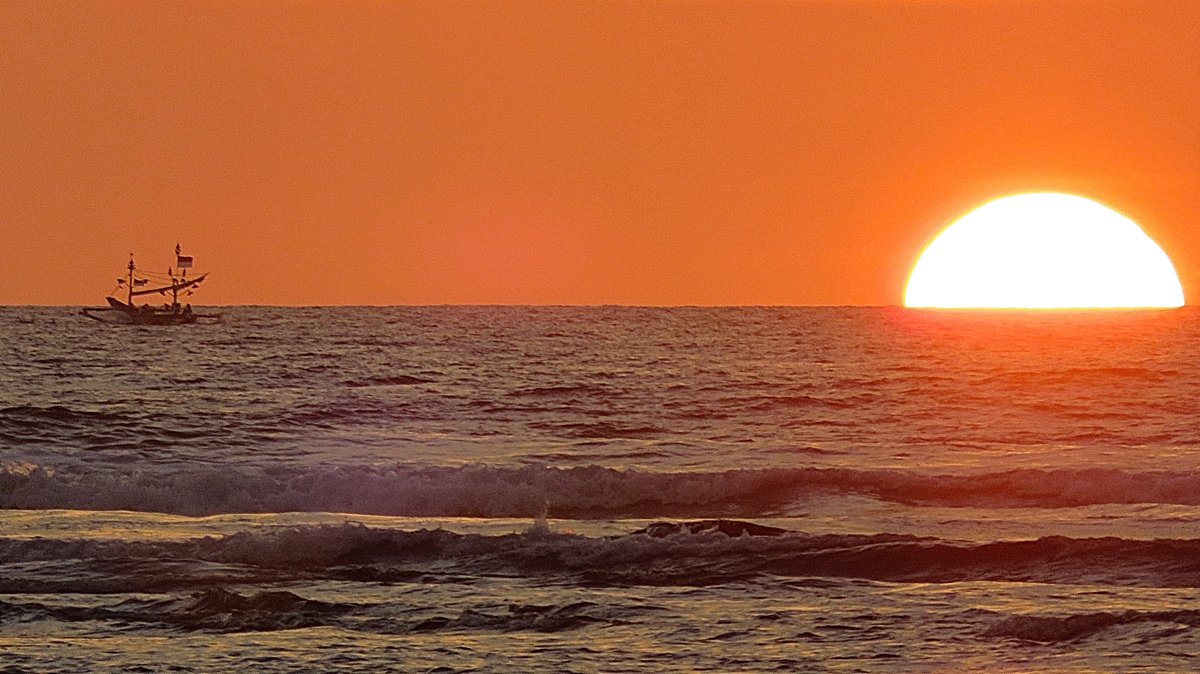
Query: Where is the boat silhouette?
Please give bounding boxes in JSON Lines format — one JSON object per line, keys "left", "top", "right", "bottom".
{"left": 81, "top": 244, "right": 221, "bottom": 325}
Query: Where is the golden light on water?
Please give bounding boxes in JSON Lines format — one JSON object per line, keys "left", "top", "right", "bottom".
{"left": 905, "top": 193, "right": 1185, "bottom": 309}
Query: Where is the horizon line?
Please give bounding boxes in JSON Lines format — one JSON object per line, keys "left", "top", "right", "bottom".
{"left": 2, "top": 303, "right": 1192, "bottom": 310}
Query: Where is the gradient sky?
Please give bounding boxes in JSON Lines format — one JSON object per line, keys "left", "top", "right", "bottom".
{"left": 3, "top": 0, "right": 1199, "bottom": 306}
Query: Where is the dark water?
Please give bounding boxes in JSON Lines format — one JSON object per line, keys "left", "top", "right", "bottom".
{"left": 2, "top": 306, "right": 1200, "bottom": 671}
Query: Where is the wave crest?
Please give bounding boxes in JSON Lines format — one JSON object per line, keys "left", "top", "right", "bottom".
{"left": 6, "top": 463, "right": 1200, "bottom": 518}
{"left": 3, "top": 523, "right": 1200, "bottom": 588}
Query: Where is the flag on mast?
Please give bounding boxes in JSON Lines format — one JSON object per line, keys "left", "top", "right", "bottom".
{"left": 176, "top": 243, "right": 193, "bottom": 269}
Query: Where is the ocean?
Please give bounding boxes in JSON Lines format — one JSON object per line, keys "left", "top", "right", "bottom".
{"left": 2, "top": 305, "right": 1200, "bottom": 672}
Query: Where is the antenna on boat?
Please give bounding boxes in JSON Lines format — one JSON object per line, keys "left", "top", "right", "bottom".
{"left": 127, "top": 253, "right": 135, "bottom": 307}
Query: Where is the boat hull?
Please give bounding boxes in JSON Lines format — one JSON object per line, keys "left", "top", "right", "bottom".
{"left": 81, "top": 298, "right": 218, "bottom": 325}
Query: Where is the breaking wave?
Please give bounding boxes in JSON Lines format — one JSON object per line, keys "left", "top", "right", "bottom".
{"left": 2, "top": 522, "right": 1199, "bottom": 590}
{"left": 4, "top": 463, "right": 1200, "bottom": 517}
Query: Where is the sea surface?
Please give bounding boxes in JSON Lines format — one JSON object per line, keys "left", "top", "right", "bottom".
{"left": 3, "top": 305, "right": 1200, "bottom": 672}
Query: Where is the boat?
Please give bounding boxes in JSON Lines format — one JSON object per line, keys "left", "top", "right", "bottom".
{"left": 81, "top": 245, "right": 221, "bottom": 325}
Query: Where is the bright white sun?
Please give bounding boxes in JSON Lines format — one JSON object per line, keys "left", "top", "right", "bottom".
{"left": 905, "top": 193, "right": 1184, "bottom": 309}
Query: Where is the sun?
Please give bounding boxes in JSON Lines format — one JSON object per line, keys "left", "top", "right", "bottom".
{"left": 905, "top": 193, "right": 1185, "bottom": 309}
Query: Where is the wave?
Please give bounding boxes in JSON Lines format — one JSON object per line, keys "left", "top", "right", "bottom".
{"left": 0, "top": 588, "right": 353, "bottom": 633}
{"left": 5, "top": 463, "right": 1200, "bottom": 518}
{"left": 983, "top": 609, "right": 1200, "bottom": 642}
{"left": 0, "top": 405, "right": 130, "bottom": 439}
{"left": 526, "top": 422, "right": 667, "bottom": 440}
{"left": 982, "top": 366, "right": 1175, "bottom": 386}
{"left": 3, "top": 522, "right": 1199, "bottom": 590}
{"left": 0, "top": 585, "right": 639, "bottom": 635}
{"left": 506, "top": 384, "right": 609, "bottom": 397}
{"left": 343, "top": 375, "right": 431, "bottom": 387}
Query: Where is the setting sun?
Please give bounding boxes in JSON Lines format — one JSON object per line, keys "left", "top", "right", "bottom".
{"left": 905, "top": 193, "right": 1185, "bottom": 309}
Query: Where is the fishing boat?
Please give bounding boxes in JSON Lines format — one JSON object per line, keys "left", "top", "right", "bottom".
{"left": 81, "top": 245, "right": 220, "bottom": 325}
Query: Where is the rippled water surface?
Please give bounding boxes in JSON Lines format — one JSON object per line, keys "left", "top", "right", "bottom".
{"left": 3, "top": 306, "right": 1200, "bottom": 672}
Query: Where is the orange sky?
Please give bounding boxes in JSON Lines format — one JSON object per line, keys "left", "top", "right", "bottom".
{"left": 3, "top": 0, "right": 1199, "bottom": 306}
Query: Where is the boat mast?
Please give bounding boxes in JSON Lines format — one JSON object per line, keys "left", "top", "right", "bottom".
{"left": 127, "top": 255, "right": 135, "bottom": 307}
{"left": 173, "top": 243, "right": 182, "bottom": 307}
